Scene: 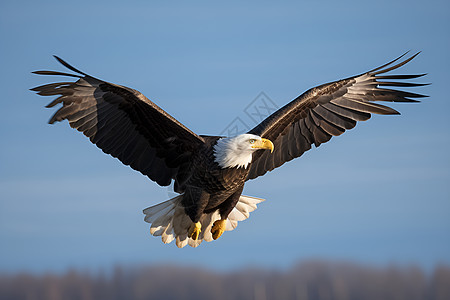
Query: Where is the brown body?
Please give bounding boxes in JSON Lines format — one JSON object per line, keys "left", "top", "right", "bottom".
{"left": 182, "top": 136, "right": 250, "bottom": 222}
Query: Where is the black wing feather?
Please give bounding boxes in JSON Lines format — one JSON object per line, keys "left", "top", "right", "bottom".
{"left": 32, "top": 56, "right": 205, "bottom": 188}
{"left": 247, "top": 53, "right": 428, "bottom": 180}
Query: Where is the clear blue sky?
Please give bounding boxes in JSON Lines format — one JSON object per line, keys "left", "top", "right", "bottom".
{"left": 1, "top": 0, "right": 449, "bottom": 273}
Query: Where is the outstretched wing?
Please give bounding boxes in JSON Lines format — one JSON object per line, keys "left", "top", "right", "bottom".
{"left": 31, "top": 56, "right": 205, "bottom": 188}
{"left": 247, "top": 52, "right": 428, "bottom": 180}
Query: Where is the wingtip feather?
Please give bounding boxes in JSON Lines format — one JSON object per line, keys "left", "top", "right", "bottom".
{"left": 52, "top": 55, "right": 88, "bottom": 76}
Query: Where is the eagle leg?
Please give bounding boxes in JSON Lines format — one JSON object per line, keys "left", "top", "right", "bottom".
{"left": 211, "top": 219, "right": 227, "bottom": 240}
{"left": 188, "top": 221, "right": 202, "bottom": 240}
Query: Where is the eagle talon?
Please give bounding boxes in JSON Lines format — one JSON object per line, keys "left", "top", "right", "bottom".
{"left": 211, "top": 219, "right": 227, "bottom": 240}
{"left": 188, "top": 222, "right": 202, "bottom": 240}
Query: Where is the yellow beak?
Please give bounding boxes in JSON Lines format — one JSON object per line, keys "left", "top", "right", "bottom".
{"left": 251, "top": 138, "right": 274, "bottom": 153}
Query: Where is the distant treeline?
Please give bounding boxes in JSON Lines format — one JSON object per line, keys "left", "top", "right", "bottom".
{"left": 1, "top": 261, "right": 449, "bottom": 300}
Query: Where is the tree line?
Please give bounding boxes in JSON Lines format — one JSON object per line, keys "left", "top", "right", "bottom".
{"left": 1, "top": 261, "right": 449, "bottom": 300}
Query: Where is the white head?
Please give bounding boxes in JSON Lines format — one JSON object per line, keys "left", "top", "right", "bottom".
{"left": 213, "top": 134, "right": 274, "bottom": 169}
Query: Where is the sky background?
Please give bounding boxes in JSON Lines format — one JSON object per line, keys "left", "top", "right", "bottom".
{"left": 1, "top": 0, "right": 449, "bottom": 274}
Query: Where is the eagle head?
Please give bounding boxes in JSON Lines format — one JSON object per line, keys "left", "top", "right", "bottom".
{"left": 213, "top": 134, "right": 274, "bottom": 169}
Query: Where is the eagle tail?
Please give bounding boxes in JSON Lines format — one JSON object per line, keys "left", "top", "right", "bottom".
{"left": 143, "top": 195, "right": 264, "bottom": 248}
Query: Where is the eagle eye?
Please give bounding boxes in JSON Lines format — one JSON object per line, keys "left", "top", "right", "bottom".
{"left": 249, "top": 139, "right": 256, "bottom": 144}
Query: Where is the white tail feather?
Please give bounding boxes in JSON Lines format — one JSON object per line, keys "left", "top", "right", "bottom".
{"left": 143, "top": 194, "right": 264, "bottom": 248}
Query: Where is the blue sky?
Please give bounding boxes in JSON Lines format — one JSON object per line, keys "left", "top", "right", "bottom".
{"left": 1, "top": 0, "right": 449, "bottom": 273}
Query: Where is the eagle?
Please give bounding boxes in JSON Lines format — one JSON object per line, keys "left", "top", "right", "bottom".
{"left": 31, "top": 53, "right": 427, "bottom": 248}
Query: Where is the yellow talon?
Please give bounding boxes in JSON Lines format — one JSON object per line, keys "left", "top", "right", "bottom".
{"left": 211, "top": 219, "right": 227, "bottom": 240}
{"left": 188, "top": 222, "right": 202, "bottom": 240}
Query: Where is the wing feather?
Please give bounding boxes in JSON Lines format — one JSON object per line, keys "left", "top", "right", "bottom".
{"left": 247, "top": 53, "right": 427, "bottom": 180}
{"left": 331, "top": 97, "right": 400, "bottom": 115}
{"left": 32, "top": 56, "right": 204, "bottom": 188}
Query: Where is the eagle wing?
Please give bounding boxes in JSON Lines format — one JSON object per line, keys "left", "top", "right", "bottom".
{"left": 32, "top": 56, "right": 205, "bottom": 188}
{"left": 246, "top": 52, "right": 428, "bottom": 180}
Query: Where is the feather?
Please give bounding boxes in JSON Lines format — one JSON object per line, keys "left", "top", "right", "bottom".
{"left": 32, "top": 56, "right": 205, "bottom": 192}
{"left": 143, "top": 194, "right": 263, "bottom": 248}
{"left": 247, "top": 53, "right": 426, "bottom": 181}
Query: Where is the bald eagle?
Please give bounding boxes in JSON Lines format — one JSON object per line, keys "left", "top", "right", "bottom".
{"left": 32, "top": 53, "right": 427, "bottom": 248}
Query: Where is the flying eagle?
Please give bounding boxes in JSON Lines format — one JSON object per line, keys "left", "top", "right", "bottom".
{"left": 32, "top": 53, "right": 427, "bottom": 248}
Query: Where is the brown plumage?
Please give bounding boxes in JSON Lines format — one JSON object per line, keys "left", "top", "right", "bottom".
{"left": 31, "top": 52, "right": 427, "bottom": 247}
{"left": 247, "top": 53, "right": 427, "bottom": 180}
